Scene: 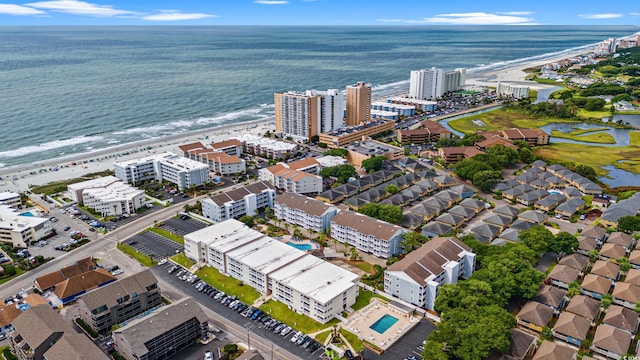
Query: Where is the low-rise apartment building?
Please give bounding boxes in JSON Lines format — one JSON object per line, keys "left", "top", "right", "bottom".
{"left": 112, "top": 297, "right": 208, "bottom": 360}
{"left": 0, "top": 191, "right": 21, "bottom": 209}
{"left": 438, "top": 146, "right": 484, "bottom": 164}
{"left": 397, "top": 121, "right": 451, "bottom": 143}
{"left": 259, "top": 158, "right": 323, "bottom": 195}
{"left": 273, "top": 192, "right": 338, "bottom": 233}
{"left": 69, "top": 176, "right": 146, "bottom": 216}
{"left": 114, "top": 152, "right": 209, "bottom": 190}
{"left": 384, "top": 237, "right": 475, "bottom": 310}
{"left": 77, "top": 269, "right": 162, "bottom": 334}
{"left": 209, "top": 139, "right": 244, "bottom": 157}
{"left": 345, "top": 138, "right": 404, "bottom": 167}
{"left": 183, "top": 219, "right": 359, "bottom": 323}
{"left": 201, "top": 181, "right": 275, "bottom": 223}
{"left": 232, "top": 134, "right": 298, "bottom": 160}
{"left": 319, "top": 120, "right": 394, "bottom": 148}
{"left": 0, "top": 205, "right": 53, "bottom": 248}
{"left": 330, "top": 210, "right": 406, "bottom": 259}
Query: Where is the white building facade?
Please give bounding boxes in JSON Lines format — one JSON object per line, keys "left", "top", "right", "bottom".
{"left": 183, "top": 219, "right": 358, "bottom": 323}
{"left": 0, "top": 192, "right": 21, "bottom": 209}
{"left": 201, "top": 181, "right": 275, "bottom": 223}
{"left": 384, "top": 237, "right": 476, "bottom": 310}
{"left": 330, "top": 211, "right": 406, "bottom": 259}
{"left": 82, "top": 182, "right": 146, "bottom": 216}
{"left": 0, "top": 205, "right": 53, "bottom": 248}
{"left": 410, "top": 67, "right": 443, "bottom": 100}
{"left": 114, "top": 152, "right": 209, "bottom": 190}
{"left": 273, "top": 192, "right": 338, "bottom": 233}
{"left": 232, "top": 134, "right": 298, "bottom": 160}
{"left": 497, "top": 82, "right": 530, "bottom": 99}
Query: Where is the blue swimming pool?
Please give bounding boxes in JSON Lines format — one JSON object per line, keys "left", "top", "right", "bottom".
{"left": 286, "top": 242, "right": 312, "bottom": 251}
{"left": 19, "top": 211, "right": 35, "bottom": 217}
{"left": 369, "top": 314, "right": 398, "bottom": 334}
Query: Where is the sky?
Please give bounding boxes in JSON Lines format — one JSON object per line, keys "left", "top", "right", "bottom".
{"left": 0, "top": 0, "right": 639, "bottom": 25}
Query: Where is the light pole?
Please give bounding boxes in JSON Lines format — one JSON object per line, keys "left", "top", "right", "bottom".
{"left": 247, "top": 331, "right": 250, "bottom": 350}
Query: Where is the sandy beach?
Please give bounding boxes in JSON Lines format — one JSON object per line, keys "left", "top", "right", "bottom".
{"left": 0, "top": 44, "right": 600, "bottom": 193}
{"left": 0, "top": 118, "right": 275, "bottom": 192}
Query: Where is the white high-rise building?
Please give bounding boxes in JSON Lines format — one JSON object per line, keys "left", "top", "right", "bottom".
{"left": 274, "top": 89, "right": 344, "bottom": 141}
{"left": 497, "top": 82, "right": 530, "bottom": 99}
{"left": 410, "top": 67, "right": 443, "bottom": 100}
{"left": 114, "top": 152, "right": 209, "bottom": 190}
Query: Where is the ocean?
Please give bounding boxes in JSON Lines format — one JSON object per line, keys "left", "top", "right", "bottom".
{"left": 0, "top": 25, "right": 637, "bottom": 169}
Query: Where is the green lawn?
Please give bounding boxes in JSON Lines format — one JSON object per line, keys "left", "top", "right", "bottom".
{"left": 536, "top": 142, "right": 640, "bottom": 177}
{"left": 195, "top": 266, "right": 260, "bottom": 303}
{"left": 315, "top": 330, "right": 331, "bottom": 343}
{"left": 343, "top": 260, "right": 375, "bottom": 274}
{"left": 171, "top": 253, "right": 195, "bottom": 268}
{"left": 0, "top": 268, "right": 25, "bottom": 285}
{"left": 550, "top": 130, "right": 616, "bottom": 144}
{"left": 352, "top": 289, "right": 388, "bottom": 311}
{"left": 340, "top": 328, "right": 365, "bottom": 352}
{"left": 259, "top": 299, "right": 339, "bottom": 334}
{"left": 630, "top": 131, "right": 640, "bottom": 147}
{"left": 148, "top": 227, "right": 184, "bottom": 244}
{"left": 446, "top": 108, "right": 575, "bottom": 135}
{"left": 30, "top": 178, "right": 88, "bottom": 195}
{"left": 117, "top": 243, "right": 155, "bottom": 267}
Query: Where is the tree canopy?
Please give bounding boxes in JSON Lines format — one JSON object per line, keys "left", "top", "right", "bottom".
{"left": 361, "top": 156, "right": 387, "bottom": 173}
{"left": 319, "top": 164, "right": 358, "bottom": 184}
{"left": 358, "top": 203, "right": 403, "bottom": 225}
{"left": 548, "top": 232, "right": 578, "bottom": 256}
{"left": 323, "top": 148, "right": 348, "bottom": 157}
{"left": 519, "top": 225, "right": 554, "bottom": 254}
{"left": 618, "top": 216, "right": 640, "bottom": 233}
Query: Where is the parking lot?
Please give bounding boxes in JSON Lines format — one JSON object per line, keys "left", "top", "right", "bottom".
{"left": 123, "top": 232, "right": 184, "bottom": 259}
{"left": 152, "top": 264, "right": 328, "bottom": 360}
{"left": 161, "top": 216, "right": 209, "bottom": 236}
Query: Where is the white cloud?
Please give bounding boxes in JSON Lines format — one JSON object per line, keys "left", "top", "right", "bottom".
{"left": 255, "top": 0, "right": 288, "bottom": 4}
{"left": 0, "top": 4, "right": 45, "bottom": 15}
{"left": 377, "top": 12, "right": 535, "bottom": 25}
{"left": 630, "top": 12, "right": 639, "bottom": 16}
{"left": 579, "top": 13, "right": 623, "bottom": 19}
{"left": 497, "top": 11, "right": 533, "bottom": 16}
{"left": 25, "top": 0, "right": 137, "bottom": 17}
{"left": 142, "top": 10, "right": 216, "bottom": 21}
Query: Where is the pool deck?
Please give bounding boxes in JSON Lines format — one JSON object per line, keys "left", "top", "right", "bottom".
{"left": 343, "top": 298, "right": 419, "bottom": 351}
{"left": 278, "top": 234, "right": 320, "bottom": 251}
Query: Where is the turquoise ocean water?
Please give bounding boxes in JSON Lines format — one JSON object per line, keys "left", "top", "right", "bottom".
{"left": 0, "top": 25, "right": 637, "bottom": 168}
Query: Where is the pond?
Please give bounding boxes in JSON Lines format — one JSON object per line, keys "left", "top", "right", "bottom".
{"left": 608, "top": 114, "right": 640, "bottom": 127}
{"left": 539, "top": 122, "right": 632, "bottom": 147}
{"left": 533, "top": 86, "right": 562, "bottom": 104}
{"left": 599, "top": 165, "right": 640, "bottom": 188}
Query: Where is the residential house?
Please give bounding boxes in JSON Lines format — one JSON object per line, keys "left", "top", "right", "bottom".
{"left": 493, "top": 204, "right": 520, "bottom": 220}
{"left": 516, "top": 302, "right": 554, "bottom": 333}
{"left": 580, "top": 274, "right": 612, "bottom": 300}
{"left": 576, "top": 236, "right": 599, "bottom": 256}
{"left": 535, "top": 193, "right": 566, "bottom": 212}
{"left": 547, "top": 265, "right": 579, "bottom": 290}
{"left": 532, "top": 285, "right": 567, "bottom": 314}
{"left": 469, "top": 223, "right": 501, "bottom": 244}
{"left": 434, "top": 212, "right": 465, "bottom": 229}
{"left": 599, "top": 243, "right": 628, "bottom": 262}
{"left": 482, "top": 214, "right": 513, "bottom": 232}
{"left": 517, "top": 210, "right": 548, "bottom": 225}
{"left": 421, "top": 222, "right": 453, "bottom": 238}
{"left": 202, "top": 181, "right": 275, "bottom": 223}
{"left": 491, "top": 328, "right": 537, "bottom": 360}
{"left": 612, "top": 282, "right": 640, "bottom": 310}
{"left": 626, "top": 268, "right": 640, "bottom": 286}
{"left": 607, "top": 232, "right": 634, "bottom": 251}
{"left": 581, "top": 225, "right": 607, "bottom": 244}
{"left": 432, "top": 174, "right": 458, "bottom": 188}
{"left": 590, "top": 260, "right": 620, "bottom": 282}
{"left": 564, "top": 295, "right": 601, "bottom": 325}
{"left": 459, "top": 198, "right": 485, "bottom": 214}
{"left": 603, "top": 305, "right": 639, "bottom": 335}
{"left": 384, "top": 237, "right": 475, "bottom": 310}
{"left": 600, "top": 192, "right": 640, "bottom": 227}
{"left": 552, "top": 312, "right": 591, "bottom": 348}
{"left": 532, "top": 341, "right": 577, "bottom": 360}
{"left": 557, "top": 253, "right": 590, "bottom": 275}
{"left": 591, "top": 324, "right": 633, "bottom": 360}
{"left": 631, "top": 250, "right": 640, "bottom": 269}
{"left": 77, "top": 269, "right": 162, "bottom": 334}
{"left": 555, "top": 198, "right": 585, "bottom": 218}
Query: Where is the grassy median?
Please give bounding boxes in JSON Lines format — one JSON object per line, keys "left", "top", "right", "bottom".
{"left": 117, "top": 243, "right": 155, "bottom": 267}
{"left": 195, "top": 266, "right": 260, "bottom": 304}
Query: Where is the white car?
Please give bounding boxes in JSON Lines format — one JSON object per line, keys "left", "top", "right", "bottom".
{"left": 290, "top": 331, "right": 303, "bottom": 343}
{"left": 204, "top": 350, "right": 213, "bottom": 360}
{"left": 158, "top": 259, "right": 168, "bottom": 266}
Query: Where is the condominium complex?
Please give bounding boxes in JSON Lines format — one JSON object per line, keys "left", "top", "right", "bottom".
{"left": 232, "top": 134, "right": 298, "bottom": 160}
{"left": 345, "top": 82, "right": 371, "bottom": 126}
{"left": 259, "top": 158, "right": 323, "bottom": 195}
{"left": 386, "top": 97, "right": 437, "bottom": 112}
{"left": 9, "top": 305, "right": 109, "bottom": 360}
{"left": 77, "top": 270, "right": 162, "bottom": 334}
{"left": 201, "top": 181, "right": 275, "bottom": 222}
{"left": 179, "top": 141, "right": 246, "bottom": 175}
{"left": 384, "top": 237, "right": 476, "bottom": 310}
{"left": 497, "top": 82, "right": 530, "bottom": 99}
{"left": 68, "top": 176, "right": 146, "bottom": 216}
{"left": 479, "top": 128, "right": 550, "bottom": 147}
{"left": 274, "top": 89, "right": 344, "bottom": 141}
{"left": 0, "top": 191, "right": 21, "bottom": 209}
{"left": 114, "top": 152, "right": 209, "bottom": 190}
{"left": 409, "top": 67, "right": 465, "bottom": 100}
{"left": 371, "top": 101, "right": 415, "bottom": 117}
{"left": 273, "top": 192, "right": 338, "bottom": 233}
{"left": 345, "top": 138, "right": 404, "bottom": 167}
{"left": 184, "top": 219, "right": 359, "bottom": 323}
{"left": 209, "top": 139, "right": 244, "bottom": 157}
{"left": 397, "top": 122, "right": 452, "bottom": 143}
{"left": 330, "top": 210, "right": 407, "bottom": 259}
{"left": 112, "top": 297, "right": 208, "bottom": 360}
{"left": 0, "top": 205, "right": 52, "bottom": 248}
{"left": 319, "top": 120, "right": 394, "bottom": 148}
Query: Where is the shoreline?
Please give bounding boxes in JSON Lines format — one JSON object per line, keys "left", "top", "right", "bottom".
{"left": 2, "top": 35, "right": 634, "bottom": 192}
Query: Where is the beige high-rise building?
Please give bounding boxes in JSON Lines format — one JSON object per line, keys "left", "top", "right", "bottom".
{"left": 275, "top": 89, "right": 343, "bottom": 141}
{"left": 345, "top": 81, "right": 371, "bottom": 126}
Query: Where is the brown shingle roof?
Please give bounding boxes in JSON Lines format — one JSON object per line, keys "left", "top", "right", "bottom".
{"left": 613, "top": 282, "right": 640, "bottom": 304}
{"left": 592, "top": 324, "right": 632, "bottom": 356}
{"left": 331, "top": 210, "right": 405, "bottom": 242}
{"left": 581, "top": 274, "right": 612, "bottom": 295}
{"left": 603, "top": 305, "right": 639, "bottom": 333}
{"left": 581, "top": 225, "right": 606, "bottom": 240}
{"left": 35, "top": 257, "right": 95, "bottom": 290}
{"left": 547, "top": 264, "right": 579, "bottom": 284}
{"left": 0, "top": 304, "right": 22, "bottom": 327}
{"left": 275, "top": 192, "right": 334, "bottom": 217}
{"left": 78, "top": 269, "right": 158, "bottom": 311}
{"left": 208, "top": 181, "right": 273, "bottom": 206}
{"left": 532, "top": 285, "right": 566, "bottom": 309}
{"left": 577, "top": 236, "right": 598, "bottom": 252}
{"left": 476, "top": 136, "right": 518, "bottom": 149}
{"left": 590, "top": 260, "right": 620, "bottom": 280}
{"left": 607, "top": 232, "right": 634, "bottom": 249}
{"left": 553, "top": 312, "right": 590, "bottom": 341}
{"left": 178, "top": 142, "right": 207, "bottom": 153}
{"left": 516, "top": 302, "right": 554, "bottom": 328}
{"left": 210, "top": 139, "right": 242, "bottom": 149}
{"left": 386, "top": 237, "right": 471, "bottom": 286}
{"left": 557, "top": 253, "right": 589, "bottom": 271}
{"left": 564, "top": 295, "right": 600, "bottom": 321}
{"left": 600, "top": 243, "right": 627, "bottom": 259}
{"left": 532, "top": 341, "right": 576, "bottom": 360}
{"left": 53, "top": 269, "right": 116, "bottom": 300}
{"left": 626, "top": 268, "right": 640, "bottom": 286}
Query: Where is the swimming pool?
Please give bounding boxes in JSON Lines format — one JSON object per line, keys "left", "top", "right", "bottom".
{"left": 369, "top": 314, "right": 398, "bottom": 334}
{"left": 19, "top": 211, "right": 35, "bottom": 217}
{"left": 286, "top": 242, "right": 312, "bottom": 251}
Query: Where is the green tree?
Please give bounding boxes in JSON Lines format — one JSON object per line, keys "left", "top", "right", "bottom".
{"left": 567, "top": 281, "right": 581, "bottom": 298}
{"left": 618, "top": 216, "right": 640, "bottom": 233}
{"left": 454, "top": 159, "right": 493, "bottom": 180}
{"left": 601, "top": 294, "right": 613, "bottom": 309}
{"left": 598, "top": 65, "right": 621, "bottom": 76}
{"left": 400, "top": 236, "right": 420, "bottom": 254}
{"left": 435, "top": 137, "right": 458, "bottom": 148}
{"left": 358, "top": 203, "right": 403, "bottom": 225}
{"left": 385, "top": 184, "right": 400, "bottom": 195}
{"left": 421, "top": 340, "right": 449, "bottom": 360}
{"left": 518, "top": 147, "right": 534, "bottom": 164}
{"left": 548, "top": 232, "right": 578, "bottom": 257}
{"left": 2, "top": 265, "right": 16, "bottom": 277}
{"left": 574, "top": 164, "right": 597, "bottom": 180}
{"left": 319, "top": 164, "right": 358, "bottom": 184}
{"left": 584, "top": 98, "right": 606, "bottom": 111}
{"left": 634, "top": 301, "right": 640, "bottom": 315}
{"left": 323, "top": 148, "right": 349, "bottom": 157}
{"left": 238, "top": 215, "right": 255, "bottom": 228}
{"left": 402, "top": 231, "right": 429, "bottom": 245}
{"left": 349, "top": 246, "right": 359, "bottom": 261}
{"left": 617, "top": 257, "right": 632, "bottom": 273}
{"left": 310, "top": 135, "right": 320, "bottom": 143}
{"left": 223, "top": 344, "right": 238, "bottom": 354}
{"left": 474, "top": 256, "right": 544, "bottom": 301}
{"left": 361, "top": 156, "right": 387, "bottom": 173}
{"left": 518, "top": 225, "right": 554, "bottom": 254}
{"left": 513, "top": 140, "right": 531, "bottom": 149}
{"left": 485, "top": 145, "right": 520, "bottom": 167}
{"left": 612, "top": 93, "right": 633, "bottom": 103}
{"left": 472, "top": 170, "right": 503, "bottom": 193}
{"left": 588, "top": 249, "right": 600, "bottom": 262}
{"left": 264, "top": 206, "right": 273, "bottom": 219}
{"left": 435, "top": 279, "right": 506, "bottom": 313}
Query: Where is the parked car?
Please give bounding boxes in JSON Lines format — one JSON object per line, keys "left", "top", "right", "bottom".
{"left": 63, "top": 226, "right": 70, "bottom": 231}
{"left": 204, "top": 350, "right": 213, "bottom": 360}
{"left": 291, "top": 331, "right": 303, "bottom": 343}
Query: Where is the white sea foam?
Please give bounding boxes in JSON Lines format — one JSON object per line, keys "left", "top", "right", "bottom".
{"left": 0, "top": 162, "right": 5, "bottom": 168}
{"left": 0, "top": 135, "right": 104, "bottom": 158}
{"left": 194, "top": 107, "right": 268, "bottom": 125}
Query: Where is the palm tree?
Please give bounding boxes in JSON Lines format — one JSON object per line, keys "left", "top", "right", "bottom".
{"left": 349, "top": 247, "right": 358, "bottom": 261}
